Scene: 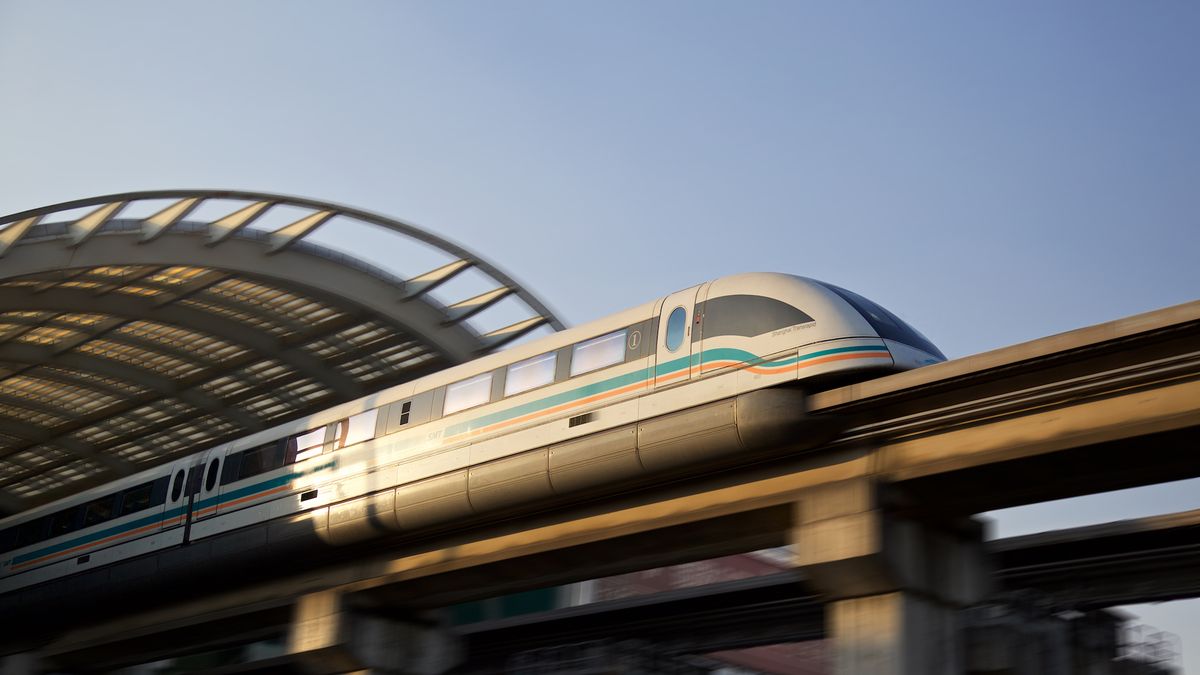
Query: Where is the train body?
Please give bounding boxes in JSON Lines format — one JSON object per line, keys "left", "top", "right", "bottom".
{"left": 0, "top": 273, "right": 944, "bottom": 614}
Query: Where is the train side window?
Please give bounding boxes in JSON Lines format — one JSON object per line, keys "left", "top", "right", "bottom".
{"left": 290, "top": 427, "right": 326, "bottom": 463}
{"left": 570, "top": 330, "right": 627, "bottom": 377}
{"left": 15, "top": 518, "right": 48, "bottom": 549}
{"left": 48, "top": 506, "right": 80, "bottom": 538}
{"left": 504, "top": 352, "right": 557, "bottom": 397}
{"left": 665, "top": 307, "right": 686, "bottom": 352}
{"left": 398, "top": 401, "right": 411, "bottom": 425}
{"left": 239, "top": 447, "right": 265, "bottom": 480}
{"left": 0, "top": 527, "right": 14, "bottom": 554}
{"left": 334, "top": 409, "right": 379, "bottom": 449}
{"left": 443, "top": 373, "right": 493, "bottom": 415}
{"left": 239, "top": 442, "right": 285, "bottom": 481}
{"left": 152, "top": 476, "right": 169, "bottom": 506}
{"left": 119, "top": 482, "right": 155, "bottom": 516}
{"left": 83, "top": 495, "right": 117, "bottom": 527}
{"left": 221, "top": 452, "right": 243, "bottom": 485}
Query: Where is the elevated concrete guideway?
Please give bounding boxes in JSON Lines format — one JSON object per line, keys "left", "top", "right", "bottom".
{"left": 28, "top": 506, "right": 1200, "bottom": 672}
{"left": 5, "top": 299, "right": 1196, "bottom": 673}
{"left": 807, "top": 298, "right": 1200, "bottom": 513}
{"left": 455, "top": 508, "right": 1200, "bottom": 664}
{"left": 995, "top": 507, "right": 1200, "bottom": 609}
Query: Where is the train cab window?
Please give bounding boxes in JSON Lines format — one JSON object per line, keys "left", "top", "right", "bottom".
{"left": 504, "top": 352, "right": 556, "bottom": 397}
{"left": 815, "top": 282, "right": 945, "bottom": 359}
{"left": 83, "top": 495, "right": 117, "bottom": 527}
{"left": 570, "top": 330, "right": 627, "bottom": 377}
{"left": 665, "top": 307, "right": 687, "bottom": 352}
{"left": 48, "top": 506, "right": 79, "bottom": 538}
{"left": 119, "top": 482, "right": 155, "bottom": 517}
{"left": 443, "top": 373, "right": 493, "bottom": 415}
{"left": 290, "top": 427, "right": 327, "bottom": 463}
{"left": 334, "top": 409, "right": 378, "bottom": 449}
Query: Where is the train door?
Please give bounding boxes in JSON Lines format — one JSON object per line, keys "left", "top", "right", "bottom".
{"left": 162, "top": 458, "right": 193, "bottom": 530}
{"left": 653, "top": 284, "right": 706, "bottom": 389}
{"left": 193, "top": 447, "right": 226, "bottom": 521}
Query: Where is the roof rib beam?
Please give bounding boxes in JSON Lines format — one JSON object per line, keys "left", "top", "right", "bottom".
{"left": 480, "top": 316, "right": 551, "bottom": 351}
{"left": 404, "top": 259, "right": 472, "bottom": 299}
{"left": 141, "top": 198, "right": 201, "bottom": 243}
{"left": 69, "top": 202, "right": 127, "bottom": 246}
{"left": 268, "top": 210, "right": 335, "bottom": 253}
{"left": 0, "top": 216, "right": 41, "bottom": 258}
{"left": 444, "top": 287, "right": 514, "bottom": 325}
{"left": 207, "top": 201, "right": 273, "bottom": 245}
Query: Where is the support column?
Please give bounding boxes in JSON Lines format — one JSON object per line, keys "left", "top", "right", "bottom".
{"left": 288, "top": 590, "right": 463, "bottom": 675}
{"left": 794, "top": 479, "right": 991, "bottom": 675}
{"left": 289, "top": 590, "right": 364, "bottom": 674}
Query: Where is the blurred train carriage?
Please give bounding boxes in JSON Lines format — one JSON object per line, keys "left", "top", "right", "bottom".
{"left": 0, "top": 273, "right": 944, "bottom": 613}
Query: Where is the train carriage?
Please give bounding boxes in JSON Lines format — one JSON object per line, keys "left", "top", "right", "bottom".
{"left": 0, "top": 273, "right": 944, "bottom": 613}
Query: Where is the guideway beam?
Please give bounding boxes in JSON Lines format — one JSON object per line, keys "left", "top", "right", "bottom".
{"left": 793, "top": 479, "right": 990, "bottom": 675}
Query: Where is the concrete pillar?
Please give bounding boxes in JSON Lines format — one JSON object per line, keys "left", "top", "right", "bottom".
{"left": 288, "top": 590, "right": 463, "bottom": 675}
{"left": 289, "top": 590, "right": 364, "bottom": 674}
{"left": 829, "top": 592, "right": 961, "bottom": 674}
{"left": 794, "top": 479, "right": 991, "bottom": 675}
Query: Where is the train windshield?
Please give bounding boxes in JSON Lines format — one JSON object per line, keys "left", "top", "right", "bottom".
{"left": 817, "top": 282, "right": 945, "bottom": 359}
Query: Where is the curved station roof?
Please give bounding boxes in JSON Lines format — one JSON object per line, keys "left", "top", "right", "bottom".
{"left": 0, "top": 190, "right": 563, "bottom": 516}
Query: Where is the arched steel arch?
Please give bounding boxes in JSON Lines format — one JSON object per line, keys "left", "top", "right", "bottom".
{"left": 0, "top": 191, "right": 565, "bottom": 515}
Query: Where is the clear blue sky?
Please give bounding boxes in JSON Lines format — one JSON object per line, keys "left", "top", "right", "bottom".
{"left": 2, "top": 1, "right": 1198, "bottom": 667}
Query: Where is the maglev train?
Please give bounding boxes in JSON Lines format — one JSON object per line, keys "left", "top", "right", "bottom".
{"left": 0, "top": 273, "right": 944, "bottom": 617}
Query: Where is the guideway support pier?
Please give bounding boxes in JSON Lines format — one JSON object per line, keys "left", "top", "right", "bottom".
{"left": 794, "top": 479, "right": 991, "bottom": 675}
{"left": 289, "top": 590, "right": 463, "bottom": 675}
